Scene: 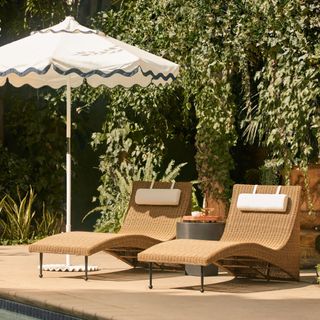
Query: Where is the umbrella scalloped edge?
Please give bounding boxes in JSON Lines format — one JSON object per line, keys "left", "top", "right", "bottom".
{"left": 40, "top": 264, "right": 99, "bottom": 272}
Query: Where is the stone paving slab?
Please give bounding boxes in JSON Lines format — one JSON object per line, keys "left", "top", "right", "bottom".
{"left": 0, "top": 245, "right": 319, "bottom": 320}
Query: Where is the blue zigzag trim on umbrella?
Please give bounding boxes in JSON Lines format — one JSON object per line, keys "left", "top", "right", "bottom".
{"left": 0, "top": 64, "right": 176, "bottom": 82}
{"left": 32, "top": 29, "right": 103, "bottom": 35}
{"left": 0, "top": 65, "right": 51, "bottom": 77}
{"left": 52, "top": 65, "right": 140, "bottom": 78}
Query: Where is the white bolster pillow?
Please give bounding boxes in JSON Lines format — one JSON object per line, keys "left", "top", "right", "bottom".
{"left": 135, "top": 188, "right": 181, "bottom": 206}
{"left": 237, "top": 193, "right": 288, "bottom": 212}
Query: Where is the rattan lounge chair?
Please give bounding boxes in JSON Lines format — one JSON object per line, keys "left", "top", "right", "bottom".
{"left": 138, "top": 184, "right": 301, "bottom": 292}
{"left": 29, "top": 181, "right": 192, "bottom": 279}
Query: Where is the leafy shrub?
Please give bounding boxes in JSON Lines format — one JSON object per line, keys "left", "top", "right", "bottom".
{"left": 0, "top": 187, "right": 36, "bottom": 242}
{"left": 0, "top": 145, "right": 31, "bottom": 197}
{"left": 316, "top": 263, "right": 320, "bottom": 284}
{"left": 91, "top": 0, "right": 237, "bottom": 203}
{"left": 34, "top": 204, "right": 63, "bottom": 239}
{"left": 91, "top": 0, "right": 319, "bottom": 205}
{"left": 239, "top": 1, "right": 320, "bottom": 178}
{"left": 3, "top": 87, "right": 66, "bottom": 215}
{"left": 86, "top": 145, "right": 186, "bottom": 233}
{"left": 0, "top": 187, "right": 63, "bottom": 244}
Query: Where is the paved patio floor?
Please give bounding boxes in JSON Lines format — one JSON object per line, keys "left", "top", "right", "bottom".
{"left": 0, "top": 245, "right": 319, "bottom": 320}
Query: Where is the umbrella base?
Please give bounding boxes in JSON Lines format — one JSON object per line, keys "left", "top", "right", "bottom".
{"left": 40, "top": 264, "right": 99, "bottom": 272}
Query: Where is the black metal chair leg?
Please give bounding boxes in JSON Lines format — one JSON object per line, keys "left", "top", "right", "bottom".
{"left": 84, "top": 256, "right": 88, "bottom": 281}
{"left": 266, "top": 263, "right": 271, "bottom": 282}
{"left": 149, "top": 262, "right": 153, "bottom": 289}
{"left": 200, "top": 266, "right": 204, "bottom": 293}
{"left": 39, "top": 253, "right": 43, "bottom": 278}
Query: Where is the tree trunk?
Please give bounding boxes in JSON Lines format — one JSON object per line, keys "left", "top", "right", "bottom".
{"left": 290, "top": 164, "right": 320, "bottom": 268}
{"left": 203, "top": 181, "right": 227, "bottom": 221}
{"left": 204, "top": 194, "right": 227, "bottom": 221}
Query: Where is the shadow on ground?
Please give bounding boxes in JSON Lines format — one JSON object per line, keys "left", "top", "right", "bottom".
{"left": 177, "top": 274, "right": 316, "bottom": 293}
{"left": 65, "top": 267, "right": 318, "bottom": 292}
{"left": 67, "top": 268, "right": 183, "bottom": 282}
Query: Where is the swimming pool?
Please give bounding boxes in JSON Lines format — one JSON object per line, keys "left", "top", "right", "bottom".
{"left": 0, "top": 298, "right": 83, "bottom": 320}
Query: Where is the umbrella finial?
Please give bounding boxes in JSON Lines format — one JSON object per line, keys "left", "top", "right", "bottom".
{"left": 34, "top": 16, "right": 104, "bottom": 36}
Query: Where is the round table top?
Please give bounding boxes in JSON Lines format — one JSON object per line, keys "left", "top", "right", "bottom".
{"left": 182, "top": 215, "right": 225, "bottom": 223}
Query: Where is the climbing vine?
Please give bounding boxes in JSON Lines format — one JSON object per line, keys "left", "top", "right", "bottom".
{"left": 91, "top": 0, "right": 239, "bottom": 203}
{"left": 240, "top": 1, "right": 320, "bottom": 179}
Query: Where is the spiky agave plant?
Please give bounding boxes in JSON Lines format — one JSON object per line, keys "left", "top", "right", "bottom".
{"left": 0, "top": 187, "right": 36, "bottom": 242}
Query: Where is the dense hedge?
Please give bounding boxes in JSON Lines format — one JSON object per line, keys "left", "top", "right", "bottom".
{"left": 91, "top": 0, "right": 319, "bottom": 204}
{"left": 0, "top": 0, "right": 319, "bottom": 224}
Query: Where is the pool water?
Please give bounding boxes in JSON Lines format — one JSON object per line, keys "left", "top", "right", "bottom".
{"left": 0, "top": 308, "right": 36, "bottom": 320}
{"left": 0, "top": 298, "right": 83, "bottom": 320}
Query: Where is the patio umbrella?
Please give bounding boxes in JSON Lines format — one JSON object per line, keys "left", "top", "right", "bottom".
{"left": 0, "top": 16, "right": 179, "bottom": 270}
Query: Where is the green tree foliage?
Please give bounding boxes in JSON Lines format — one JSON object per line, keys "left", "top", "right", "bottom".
{"left": 2, "top": 88, "right": 66, "bottom": 212}
{"left": 0, "top": 145, "right": 31, "bottom": 195}
{"left": 0, "top": 1, "right": 71, "bottom": 45}
{"left": 0, "top": 1, "right": 74, "bottom": 216}
{"left": 24, "top": 0, "right": 72, "bottom": 29}
{"left": 240, "top": 1, "right": 320, "bottom": 180}
{"left": 91, "top": 0, "right": 238, "bottom": 203}
{"left": 96, "top": 155, "right": 185, "bottom": 233}
{"left": 91, "top": 0, "right": 319, "bottom": 206}
{"left": 1, "top": 0, "right": 318, "bottom": 231}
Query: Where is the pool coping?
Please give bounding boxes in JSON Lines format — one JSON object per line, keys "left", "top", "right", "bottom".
{"left": 0, "top": 291, "right": 107, "bottom": 320}
{"left": 0, "top": 296, "right": 87, "bottom": 320}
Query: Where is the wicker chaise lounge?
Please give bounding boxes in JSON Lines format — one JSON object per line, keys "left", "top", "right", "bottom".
{"left": 138, "top": 184, "right": 301, "bottom": 292}
{"left": 29, "top": 181, "right": 192, "bottom": 280}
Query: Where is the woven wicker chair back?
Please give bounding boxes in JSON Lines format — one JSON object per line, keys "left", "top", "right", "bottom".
{"left": 118, "top": 181, "right": 192, "bottom": 241}
{"left": 221, "top": 184, "right": 301, "bottom": 249}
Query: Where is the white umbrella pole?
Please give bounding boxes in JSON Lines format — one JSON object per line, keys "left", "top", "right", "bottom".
{"left": 66, "top": 77, "right": 72, "bottom": 266}
{"left": 42, "top": 78, "right": 98, "bottom": 272}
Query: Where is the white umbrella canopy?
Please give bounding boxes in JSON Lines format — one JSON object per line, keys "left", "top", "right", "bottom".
{"left": 0, "top": 16, "right": 179, "bottom": 270}
{"left": 0, "top": 16, "right": 178, "bottom": 88}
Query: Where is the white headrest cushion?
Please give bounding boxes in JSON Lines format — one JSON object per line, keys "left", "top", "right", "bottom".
{"left": 135, "top": 188, "right": 181, "bottom": 206}
{"left": 237, "top": 193, "right": 288, "bottom": 212}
